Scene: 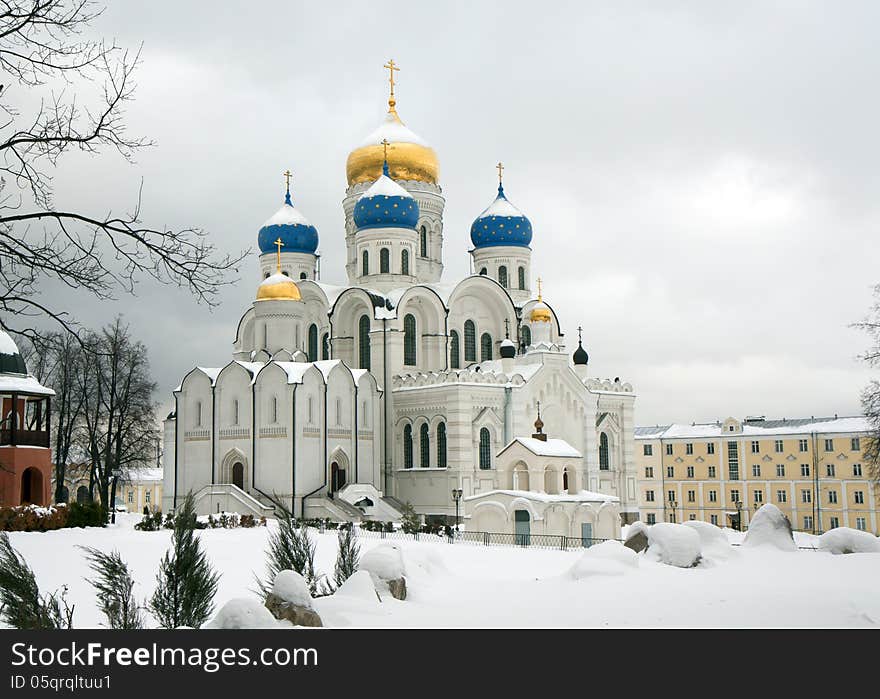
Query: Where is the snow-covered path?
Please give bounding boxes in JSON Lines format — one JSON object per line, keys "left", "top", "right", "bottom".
{"left": 5, "top": 514, "right": 879, "bottom": 628}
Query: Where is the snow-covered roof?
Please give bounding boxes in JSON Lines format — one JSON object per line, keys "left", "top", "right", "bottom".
{"left": 465, "top": 489, "right": 618, "bottom": 504}
{"left": 357, "top": 111, "right": 429, "bottom": 149}
{"left": 475, "top": 193, "right": 525, "bottom": 219}
{"left": 127, "top": 467, "right": 163, "bottom": 483}
{"left": 499, "top": 437, "right": 582, "bottom": 458}
{"left": 635, "top": 416, "right": 872, "bottom": 439}
{"left": 0, "top": 374, "right": 54, "bottom": 396}
{"left": 261, "top": 202, "right": 313, "bottom": 228}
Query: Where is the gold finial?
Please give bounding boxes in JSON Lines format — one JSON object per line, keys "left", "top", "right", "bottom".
{"left": 274, "top": 237, "right": 284, "bottom": 273}
{"left": 283, "top": 169, "right": 292, "bottom": 194}
{"left": 496, "top": 161, "right": 504, "bottom": 185}
{"left": 537, "top": 276, "right": 543, "bottom": 301}
{"left": 384, "top": 58, "right": 400, "bottom": 111}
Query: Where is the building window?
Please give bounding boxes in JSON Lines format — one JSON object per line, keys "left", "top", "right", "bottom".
{"left": 801, "top": 464, "right": 810, "bottom": 477}
{"left": 643, "top": 444, "right": 653, "bottom": 456}
{"left": 479, "top": 428, "right": 491, "bottom": 470}
{"left": 380, "top": 247, "right": 390, "bottom": 273}
{"left": 665, "top": 443, "right": 673, "bottom": 456}
{"left": 853, "top": 463, "right": 862, "bottom": 477}
{"left": 708, "top": 490, "right": 717, "bottom": 502}
{"left": 145, "top": 491, "right": 150, "bottom": 504}
{"left": 300, "top": 272, "right": 307, "bottom": 280}
{"left": 689, "top": 514, "right": 696, "bottom": 521}
{"left": 727, "top": 442, "right": 739, "bottom": 480}
{"left": 401, "top": 249, "right": 410, "bottom": 276}
{"left": 419, "top": 423, "right": 429, "bottom": 468}
{"left": 708, "top": 466, "right": 716, "bottom": 478}
{"left": 307, "top": 397, "right": 313, "bottom": 423}
{"left": 464, "top": 320, "right": 476, "bottom": 362}
{"left": 403, "top": 425, "right": 413, "bottom": 469}
{"left": 829, "top": 516, "right": 840, "bottom": 529}
{"left": 856, "top": 517, "right": 866, "bottom": 531}
{"left": 647, "top": 514, "right": 656, "bottom": 525}
{"left": 599, "top": 433, "right": 610, "bottom": 470}
{"left": 686, "top": 443, "right": 693, "bottom": 455}
{"left": 450, "top": 330, "right": 460, "bottom": 369}
{"left": 824, "top": 438, "right": 833, "bottom": 452}
{"left": 480, "top": 333, "right": 493, "bottom": 361}
{"left": 196, "top": 400, "right": 202, "bottom": 427}
{"left": 404, "top": 314, "right": 417, "bottom": 366}
{"left": 775, "top": 439, "right": 784, "bottom": 453}
{"left": 828, "top": 490, "right": 838, "bottom": 504}
{"left": 754, "top": 489, "right": 763, "bottom": 503}
{"left": 804, "top": 515, "right": 813, "bottom": 531}
{"left": 666, "top": 466, "right": 674, "bottom": 478}
{"left": 498, "top": 265, "right": 508, "bottom": 288}
{"left": 518, "top": 266, "right": 526, "bottom": 290}
{"left": 687, "top": 490, "right": 695, "bottom": 502}
{"left": 730, "top": 489, "right": 740, "bottom": 503}
{"left": 521, "top": 325, "right": 531, "bottom": 348}
{"left": 272, "top": 396, "right": 279, "bottom": 424}
{"left": 851, "top": 437, "right": 860, "bottom": 451}
{"left": 826, "top": 464, "right": 835, "bottom": 477}
{"left": 308, "top": 324, "right": 318, "bottom": 362}
{"left": 776, "top": 464, "right": 785, "bottom": 477}
{"left": 437, "top": 422, "right": 447, "bottom": 469}
{"left": 128, "top": 491, "right": 133, "bottom": 504}
{"left": 707, "top": 442, "right": 715, "bottom": 455}
{"left": 687, "top": 466, "right": 694, "bottom": 478}
{"left": 362, "top": 250, "right": 369, "bottom": 276}
{"left": 479, "top": 267, "right": 487, "bottom": 275}
{"left": 751, "top": 440, "right": 760, "bottom": 454}
{"left": 854, "top": 490, "right": 864, "bottom": 504}
{"left": 233, "top": 399, "right": 239, "bottom": 426}
{"left": 420, "top": 226, "right": 428, "bottom": 257}
{"left": 667, "top": 490, "right": 675, "bottom": 502}
{"left": 710, "top": 514, "right": 718, "bottom": 525}
{"left": 645, "top": 467, "right": 653, "bottom": 478}
{"left": 752, "top": 464, "right": 761, "bottom": 477}
{"left": 669, "top": 511, "right": 676, "bottom": 523}
{"left": 777, "top": 490, "right": 787, "bottom": 503}
{"left": 799, "top": 439, "right": 808, "bottom": 452}
{"left": 646, "top": 490, "right": 655, "bottom": 502}
{"left": 802, "top": 489, "right": 811, "bottom": 504}
{"left": 322, "top": 333, "right": 329, "bottom": 360}
{"left": 358, "top": 315, "right": 371, "bottom": 371}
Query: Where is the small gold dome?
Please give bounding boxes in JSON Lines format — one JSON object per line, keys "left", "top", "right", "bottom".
{"left": 346, "top": 108, "right": 438, "bottom": 186}
{"left": 530, "top": 302, "right": 552, "bottom": 323}
{"left": 257, "top": 272, "right": 302, "bottom": 302}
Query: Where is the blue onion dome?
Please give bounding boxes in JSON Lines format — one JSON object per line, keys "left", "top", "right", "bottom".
{"left": 353, "top": 161, "right": 420, "bottom": 231}
{"left": 470, "top": 183, "right": 532, "bottom": 249}
{"left": 257, "top": 189, "right": 319, "bottom": 255}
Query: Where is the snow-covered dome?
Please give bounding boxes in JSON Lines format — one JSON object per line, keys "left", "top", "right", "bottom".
{"left": 500, "top": 338, "right": 516, "bottom": 359}
{"left": 257, "top": 189, "right": 319, "bottom": 256}
{"left": 0, "top": 329, "right": 26, "bottom": 375}
{"left": 256, "top": 272, "right": 302, "bottom": 302}
{"left": 353, "top": 161, "right": 420, "bottom": 231}
{"left": 470, "top": 183, "right": 532, "bottom": 249}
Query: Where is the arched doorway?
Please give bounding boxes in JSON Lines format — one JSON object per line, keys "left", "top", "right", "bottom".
{"left": 20, "top": 467, "right": 43, "bottom": 506}
{"left": 232, "top": 462, "right": 244, "bottom": 490}
{"left": 514, "top": 509, "right": 531, "bottom": 546}
{"left": 330, "top": 461, "right": 346, "bottom": 494}
{"left": 76, "top": 485, "right": 89, "bottom": 503}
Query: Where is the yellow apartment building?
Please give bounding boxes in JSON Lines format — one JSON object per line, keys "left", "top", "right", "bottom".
{"left": 635, "top": 416, "right": 877, "bottom": 534}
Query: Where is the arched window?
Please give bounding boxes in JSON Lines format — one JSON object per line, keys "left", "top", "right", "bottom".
{"left": 307, "top": 324, "right": 318, "bottom": 362}
{"left": 420, "top": 423, "right": 430, "bottom": 468}
{"left": 272, "top": 396, "right": 278, "bottom": 423}
{"left": 196, "top": 400, "right": 202, "bottom": 427}
{"left": 404, "top": 314, "right": 416, "bottom": 366}
{"left": 403, "top": 424, "right": 413, "bottom": 469}
{"left": 479, "top": 428, "right": 491, "bottom": 470}
{"left": 518, "top": 266, "right": 526, "bottom": 290}
{"left": 449, "top": 330, "right": 460, "bottom": 369}
{"left": 420, "top": 226, "right": 428, "bottom": 257}
{"left": 479, "top": 267, "right": 487, "bottom": 276}
{"left": 521, "top": 325, "right": 531, "bottom": 348}
{"left": 321, "top": 333, "right": 329, "bottom": 360}
{"left": 437, "top": 422, "right": 447, "bottom": 469}
{"left": 380, "top": 247, "right": 390, "bottom": 273}
{"left": 232, "top": 399, "right": 238, "bottom": 426}
{"left": 563, "top": 468, "right": 569, "bottom": 492}
{"left": 362, "top": 250, "right": 369, "bottom": 276}
{"left": 401, "top": 248, "right": 410, "bottom": 276}
{"left": 464, "top": 320, "right": 476, "bottom": 362}
{"left": 300, "top": 272, "right": 307, "bottom": 280}
{"left": 358, "top": 315, "right": 371, "bottom": 371}
{"left": 481, "top": 333, "right": 493, "bottom": 361}
{"left": 599, "top": 432, "right": 610, "bottom": 470}
{"left": 498, "top": 265, "right": 508, "bottom": 288}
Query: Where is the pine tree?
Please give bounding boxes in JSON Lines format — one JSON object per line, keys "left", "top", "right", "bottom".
{"left": 80, "top": 547, "right": 144, "bottom": 629}
{"left": 334, "top": 524, "right": 361, "bottom": 588}
{"left": 0, "top": 532, "right": 74, "bottom": 629}
{"left": 401, "top": 501, "right": 421, "bottom": 534}
{"left": 148, "top": 493, "right": 219, "bottom": 629}
{"left": 258, "top": 498, "right": 318, "bottom": 597}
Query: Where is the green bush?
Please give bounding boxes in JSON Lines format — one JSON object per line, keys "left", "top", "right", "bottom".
{"left": 66, "top": 502, "right": 108, "bottom": 528}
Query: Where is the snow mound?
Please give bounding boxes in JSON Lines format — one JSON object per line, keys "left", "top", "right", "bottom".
{"left": 645, "top": 523, "right": 702, "bottom": 568}
{"left": 742, "top": 504, "right": 796, "bottom": 551}
{"left": 818, "top": 528, "right": 880, "bottom": 555}
{"left": 623, "top": 520, "right": 649, "bottom": 552}
{"left": 272, "top": 570, "right": 314, "bottom": 608}
{"left": 335, "top": 570, "right": 381, "bottom": 602}
{"left": 568, "top": 540, "right": 639, "bottom": 579}
{"left": 360, "top": 544, "right": 406, "bottom": 581}
{"left": 683, "top": 520, "right": 734, "bottom": 564}
{"left": 207, "top": 598, "right": 279, "bottom": 629}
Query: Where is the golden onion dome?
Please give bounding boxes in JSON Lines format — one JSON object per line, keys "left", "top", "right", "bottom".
{"left": 256, "top": 272, "right": 302, "bottom": 302}
{"left": 530, "top": 301, "right": 552, "bottom": 323}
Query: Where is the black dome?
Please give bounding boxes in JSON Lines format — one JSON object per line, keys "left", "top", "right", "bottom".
{"left": 500, "top": 339, "right": 516, "bottom": 359}
{"left": 573, "top": 341, "right": 589, "bottom": 366}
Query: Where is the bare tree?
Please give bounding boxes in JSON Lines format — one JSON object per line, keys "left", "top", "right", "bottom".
{"left": 77, "top": 317, "right": 157, "bottom": 508}
{"left": 0, "top": 1, "right": 245, "bottom": 342}
{"left": 856, "top": 283, "right": 880, "bottom": 482}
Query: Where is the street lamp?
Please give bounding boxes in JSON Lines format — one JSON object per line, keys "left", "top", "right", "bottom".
{"left": 451, "top": 488, "right": 463, "bottom": 533}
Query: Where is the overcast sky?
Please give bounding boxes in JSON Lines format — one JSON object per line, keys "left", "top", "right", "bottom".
{"left": 37, "top": 1, "right": 880, "bottom": 425}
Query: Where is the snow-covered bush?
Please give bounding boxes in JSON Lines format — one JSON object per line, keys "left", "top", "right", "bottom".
{"left": 360, "top": 544, "right": 406, "bottom": 582}
{"left": 568, "top": 540, "right": 639, "bottom": 579}
{"left": 818, "top": 527, "right": 880, "bottom": 554}
{"left": 333, "top": 524, "right": 360, "bottom": 588}
{"left": 742, "top": 504, "right": 796, "bottom": 551}
{"left": 272, "top": 570, "right": 314, "bottom": 609}
{"left": 208, "top": 598, "right": 278, "bottom": 629}
{"left": 258, "top": 500, "right": 318, "bottom": 597}
{"left": 644, "top": 523, "right": 702, "bottom": 567}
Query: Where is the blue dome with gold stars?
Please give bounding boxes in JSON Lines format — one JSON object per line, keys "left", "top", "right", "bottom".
{"left": 470, "top": 183, "right": 532, "bottom": 249}
{"left": 353, "top": 162, "right": 420, "bottom": 231}
{"left": 257, "top": 189, "right": 319, "bottom": 255}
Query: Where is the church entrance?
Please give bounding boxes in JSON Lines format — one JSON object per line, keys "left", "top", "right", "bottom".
{"left": 330, "top": 461, "right": 346, "bottom": 494}
{"left": 20, "top": 467, "right": 43, "bottom": 506}
{"left": 232, "top": 462, "right": 244, "bottom": 490}
{"left": 514, "top": 509, "right": 530, "bottom": 546}
{"left": 581, "top": 522, "right": 593, "bottom": 548}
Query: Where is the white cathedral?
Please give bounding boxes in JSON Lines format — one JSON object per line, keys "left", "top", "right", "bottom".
{"left": 162, "top": 63, "right": 637, "bottom": 541}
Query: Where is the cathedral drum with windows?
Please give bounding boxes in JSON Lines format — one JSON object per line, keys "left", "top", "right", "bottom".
{"left": 163, "top": 62, "right": 638, "bottom": 537}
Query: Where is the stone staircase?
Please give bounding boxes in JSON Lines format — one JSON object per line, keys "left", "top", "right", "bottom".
{"left": 191, "top": 484, "right": 275, "bottom": 518}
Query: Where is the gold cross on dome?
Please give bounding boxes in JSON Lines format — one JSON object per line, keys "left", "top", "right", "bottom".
{"left": 384, "top": 59, "right": 400, "bottom": 96}
{"left": 381, "top": 138, "right": 390, "bottom": 161}
{"left": 496, "top": 161, "right": 504, "bottom": 185}
{"left": 537, "top": 276, "right": 543, "bottom": 300}
{"left": 283, "top": 169, "right": 292, "bottom": 192}
{"left": 274, "top": 237, "right": 284, "bottom": 273}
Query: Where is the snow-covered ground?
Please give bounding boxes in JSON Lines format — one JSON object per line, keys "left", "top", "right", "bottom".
{"left": 5, "top": 514, "right": 880, "bottom": 628}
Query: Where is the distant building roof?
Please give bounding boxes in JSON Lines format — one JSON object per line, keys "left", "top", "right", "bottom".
{"left": 635, "top": 416, "right": 871, "bottom": 439}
